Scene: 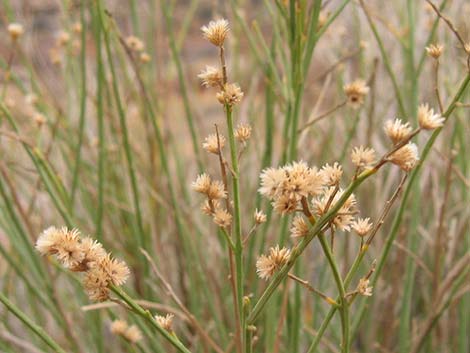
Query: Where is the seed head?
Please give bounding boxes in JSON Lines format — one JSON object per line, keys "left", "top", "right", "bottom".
{"left": 254, "top": 209, "right": 267, "bottom": 224}
{"left": 259, "top": 167, "right": 288, "bottom": 200}
{"left": 125, "top": 35, "right": 145, "bottom": 52}
{"left": 213, "top": 208, "right": 232, "bottom": 228}
{"left": 256, "top": 245, "right": 291, "bottom": 280}
{"left": 201, "top": 19, "right": 229, "bottom": 47}
{"left": 351, "top": 146, "right": 376, "bottom": 169}
{"left": 198, "top": 66, "right": 223, "bottom": 88}
{"left": 321, "top": 162, "right": 343, "bottom": 186}
{"left": 72, "top": 22, "right": 83, "bottom": 34}
{"left": 344, "top": 79, "right": 369, "bottom": 109}
{"left": 357, "top": 278, "right": 373, "bottom": 296}
{"left": 290, "top": 215, "right": 309, "bottom": 238}
{"left": 272, "top": 194, "right": 299, "bottom": 215}
{"left": 216, "top": 83, "right": 244, "bottom": 106}
{"left": 388, "top": 143, "right": 419, "bottom": 172}
{"left": 56, "top": 31, "right": 70, "bottom": 46}
{"left": 384, "top": 118, "right": 412, "bottom": 144}
{"left": 140, "top": 52, "right": 151, "bottom": 63}
{"left": 155, "top": 314, "right": 174, "bottom": 332}
{"left": 235, "top": 123, "right": 252, "bottom": 143}
{"left": 417, "top": 103, "right": 444, "bottom": 130}
{"left": 313, "top": 188, "right": 357, "bottom": 231}
{"left": 202, "top": 133, "right": 225, "bottom": 154}
{"left": 8, "top": 23, "right": 24, "bottom": 41}
{"left": 124, "top": 325, "right": 142, "bottom": 343}
{"left": 207, "top": 180, "right": 227, "bottom": 200}
{"left": 192, "top": 173, "right": 212, "bottom": 194}
{"left": 110, "top": 320, "right": 128, "bottom": 336}
{"left": 351, "top": 217, "right": 373, "bottom": 237}
{"left": 425, "top": 44, "right": 444, "bottom": 59}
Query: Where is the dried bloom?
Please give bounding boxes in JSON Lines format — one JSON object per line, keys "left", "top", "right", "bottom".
{"left": 235, "top": 123, "right": 252, "bottom": 143}
{"left": 384, "top": 118, "right": 412, "bottom": 144}
{"left": 123, "top": 325, "right": 142, "bottom": 343}
{"left": 357, "top": 278, "right": 373, "bottom": 296}
{"left": 36, "top": 227, "right": 84, "bottom": 269}
{"left": 344, "top": 80, "right": 369, "bottom": 109}
{"left": 140, "top": 52, "right": 151, "bottom": 63}
{"left": 201, "top": 19, "right": 229, "bottom": 46}
{"left": 155, "top": 314, "right": 174, "bottom": 332}
{"left": 83, "top": 266, "right": 110, "bottom": 301}
{"left": 259, "top": 167, "right": 287, "bottom": 200}
{"left": 8, "top": 23, "right": 24, "bottom": 41}
{"left": 425, "top": 44, "right": 444, "bottom": 59}
{"left": 351, "top": 146, "right": 376, "bottom": 169}
{"left": 256, "top": 245, "right": 291, "bottom": 280}
{"left": 207, "top": 180, "right": 227, "bottom": 200}
{"left": 110, "top": 320, "right": 128, "bottom": 335}
{"left": 213, "top": 208, "right": 232, "bottom": 228}
{"left": 198, "top": 66, "right": 223, "bottom": 88}
{"left": 282, "top": 161, "right": 325, "bottom": 198}
{"left": 192, "top": 173, "right": 212, "bottom": 194}
{"left": 272, "top": 194, "right": 299, "bottom": 215}
{"left": 71, "top": 237, "right": 107, "bottom": 272}
{"left": 216, "top": 83, "right": 244, "bottom": 106}
{"left": 313, "top": 188, "right": 357, "bottom": 231}
{"left": 125, "top": 35, "right": 145, "bottom": 52}
{"left": 202, "top": 133, "right": 225, "bottom": 154}
{"left": 351, "top": 217, "right": 373, "bottom": 237}
{"left": 388, "top": 143, "right": 419, "bottom": 172}
{"left": 417, "top": 103, "right": 444, "bottom": 130}
{"left": 56, "top": 31, "right": 70, "bottom": 46}
{"left": 25, "top": 93, "right": 38, "bottom": 106}
{"left": 321, "top": 162, "right": 343, "bottom": 186}
{"left": 49, "top": 47, "right": 63, "bottom": 66}
{"left": 99, "top": 254, "right": 130, "bottom": 286}
{"left": 290, "top": 215, "right": 309, "bottom": 238}
{"left": 201, "top": 199, "right": 219, "bottom": 215}
{"left": 36, "top": 226, "right": 68, "bottom": 255}
{"left": 254, "top": 209, "right": 267, "bottom": 224}
{"left": 72, "top": 22, "right": 83, "bottom": 34}
{"left": 33, "top": 112, "right": 46, "bottom": 126}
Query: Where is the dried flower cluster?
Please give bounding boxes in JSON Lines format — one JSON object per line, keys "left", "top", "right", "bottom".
{"left": 8, "top": 23, "right": 24, "bottom": 41}
{"left": 155, "top": 313, "right": 174, "bottom": 332}
{"left": 110, "top": 319, "right": 142, "bottom": 343}
{"left": 256, "top": 245, "right": 291, "bottom": 280}
{"left": 343, "top": 79, "right": 370, "bottom": 109}
{"left": 36, "top": 227, "right": 130, "bottom": 301}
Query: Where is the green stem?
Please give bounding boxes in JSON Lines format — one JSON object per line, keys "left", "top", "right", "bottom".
{"left": 0, "top": 291, "right": 67, "bottom": 353}
{"left": 111, "top": 286, "right": 192, "bottom": 353}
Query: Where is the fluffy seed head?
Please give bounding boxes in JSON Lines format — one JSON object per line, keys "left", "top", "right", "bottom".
{"left": 207, "top": 180, "right": 227, "bottom": 200}
{"left": 123, "top": 325, "right": 142, "bottom": 343}
{"left": 110, "top": 320, "right": 128, "bottom": 335}
{"left": 202, "top": 133, "right": 225, "bottom": 154}
{"left": 8, "top": 23, "right": 24, "bottom": 41}
{"left": 99, "top": 254, "right": 130, "bottom": 286}
{"left": 290, "top": 215, "right": 309, "bottom": 238}
{"left": 417, "top": 103, "right": 444, "bottom": 130}
{"left": 201, "top": 19, "right": 229, "bottom": 46}
{"left": 140, "top": 52, "right": 151, "bottom": 63}
{"left": 321, "top": 162, "right": 343, "bottom": 186}
{"left": 425, "top": 44, "right": 444, "bottom": 59}
{"left": 56, "top": 31, "right": 70, "bottom": 46}
{"left": 213, "top": 208, "right": 232, "bottom": 228}
{"left": 313, "top": 188, "right": 357, "bottom": 231}
{"left": 384, "top": 118, "right": 412, "bottom": 144}
{"left": 36, "top": 227, "right": 84, "bottom": 269}
{"left": 235, "top": 123, "right": 252, "bottom": 143}
{"left": 344, "top": 79, "right": 369, "bottom": 109}
{"left": 256, "top": 245, "right": 291, "bottom": 280}
{"left": 125, "top": 35, "right": 145, "bottom": 52}
{"left": 259, "top": 167, "right": 288, "bottom": 200}
{"left": 155, "top": 314, "right": 174, "bottom": 332}
{"left": 254, "top": 209, "right": 267, "bottom": 224}
{"left": 198, "top": 66, "right": 223, "bottom": 87}
{"left": 388, "top": 143, "right": 419, "bottom": 172}
{"left": 216, "top": 83, "right": 244, "bottom": 106}
{"left": 192, "top": 173, "right": 212, "bottom": 194}
{"left": 351, "top": 218, "right": 373, "bottom": 237}
{"left": 351, "top": 146, "right": 376, "bottom": 169}
{"left": 357, "top": 278, "right": 373, "bottom": 296}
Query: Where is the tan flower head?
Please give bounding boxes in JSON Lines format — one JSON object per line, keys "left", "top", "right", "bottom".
{"left": 272, "top": 194, "right": 299, "bottom": 215}
{"left": 357, "top": 278, "right": 373, "bottom": 296}
{"left": 123, "top": 325, "right": 142, "bottom": 343}
{"left": 282, "top": 161, "right": 325, "bottom": 198}
{"left": 418, "top": 103, "right": 444, "bottom": 130}
{"left": 254, "top": 209, "right": 267, "bottom": 224}
{"left": 125, "top": 35, "right": 145, "bottom": 52}
{"left": 207, "top": 180, "right": 227, "bottom": 200}
{"left": 155, "top": 314, "right": 174, "bottom": 332}
{"left": 56, "top": 31, "right": 70, "bottom": 46}
{"left": 344, "top": 79, "right": 369, "bottom": 109}
{"left": 290, "top": 215, "right": 309, "bottom": 238}
{"left": 216, "top": 83, "right": 244, "bottom": 106}
{"left": 313, "top": 188, "right": 357, "bottom": 231}
{"left": 256, "top": 245, "right": 291, "bottom": 280}
{"left": 321, "top": 162, "right": 343, "bottom": 186}
{"left": 259, "top": 167, "right": 288, "bottom": 200}
{"left": 213, "top": 208, "right": 232, "bottom": 228}
{"left": 83, "top": 266, "right": 110, "bottom": 302}
{"left": 192, "top": 173, "right": 212, "bottom": 194}
{"left": 198, "top": 65, "right": 223, "bottom": 88}
{"left": 8, "top": 23, "right": 24, "bottom": 41}
{"left": 201, "top": 199, "right": 219, "bottom": 215}
{"left": 235, "top": 123, "right": 252, "bottom": 143}
{"left": 110, "top": 320, "right": 128, "bottom": 335}
{"left": 425, "top": 44, "right": 444, "bottom": 59}
{"left": 388, "top": 142, "right": 419, "bottom": 172}
{"left": 71, "top": 237, "right": 107, "bottom": 272}
{"left": 351, "top": 146, "right": 376, "bottom": 169}
{"left": 36, "top": 227, "right": 84, "bottom": 269}
{"left": 202, "top": 133, "right": 225, "bottom": 154}
{"left": 384, "top": 118, "right": 412, "bottom": 144}
{"left": 140, "top": 52, "right": 151, "bottom": 63}
{"left": 201, "top": 19, "right": 229, "bottom": 46}
{"left": 100, "top": 254, "right": 130, "bottom": 286}
{"left": 72, "top": 22, "right": 83, "bottom": 34}
{"left": 351, "top": 217, "right": 373, "bottom": 237}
